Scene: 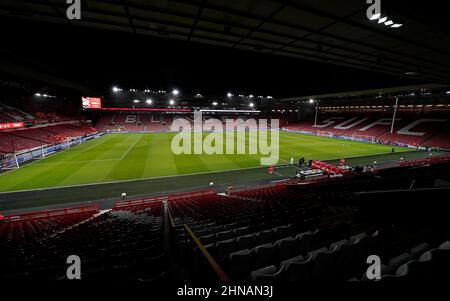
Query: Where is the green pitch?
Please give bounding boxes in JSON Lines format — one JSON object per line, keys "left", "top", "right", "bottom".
{"left": 0, "top": 132, "right": 411, "bottom": 192}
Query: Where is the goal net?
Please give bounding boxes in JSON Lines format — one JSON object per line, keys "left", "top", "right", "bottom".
{"left": 317, "top": 131, "right": 334, "bottom": 138}
{"left": 351, "top": 134, "right": 375, "bottom": 143}
{"left": 1, "top": 153, "right": 19, "bottom": 170}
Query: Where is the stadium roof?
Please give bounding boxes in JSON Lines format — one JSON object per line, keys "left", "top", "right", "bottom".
{"left": 2, "top": 0, "right": 450, "bottom": 85}
{"left": 281, "top": 84, "right": 450, "bottom": 102}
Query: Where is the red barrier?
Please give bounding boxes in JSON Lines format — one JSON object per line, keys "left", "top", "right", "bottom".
{"left": 168, "top": 189, "right": 217, "bottom": 201}
{"left": 399, "top": 154, "right": 450, "bottom": 167}
{"left": 2, "top": 204, "right": 100, "bottom": 222}
{"left": 114, "top": 196, "right": 168, "bottom": 208}
{"left": 114, "top": 189, "right": 217, "bottom": 208}
{"left": 311, "top": 160, "right": 351, "bottom": 175}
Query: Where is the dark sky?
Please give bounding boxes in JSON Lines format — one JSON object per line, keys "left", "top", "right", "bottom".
{"left": 0, "top": 15, "right": 420, "bottom": 99}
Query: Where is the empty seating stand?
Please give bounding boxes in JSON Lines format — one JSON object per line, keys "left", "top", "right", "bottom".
{"left": 0, "top": 121, "right": 97, "bottom": 153}
{"left": 2, "top": 174, "right": 450, "bottom": 281}
{"left": 0, "top": 202, "right": 168, "bottom": 281}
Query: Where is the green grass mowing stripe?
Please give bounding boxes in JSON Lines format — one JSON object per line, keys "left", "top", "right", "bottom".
{"left": 0, "top": 132, "right": 416, "bottom": 192}
{"left": 107, "top": 134, "right": 149, "bottom": 180}
{"left": 2, "top": 135, "right": 130, "bottom": 191}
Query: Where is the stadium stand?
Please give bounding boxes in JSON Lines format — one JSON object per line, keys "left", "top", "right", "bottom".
{"left": 0, "top": 103, "right": 34, "bottom": 123}
{"left": 95, "top": 112, "right": 275, "bottom": 133}
{"left": 0, "top": 202, "right": 167, "bottom": 281}
{"left": 96, "top": 112, "right": 171, "bottom": 132}
{"left": 286, "top": 111, "right": 450, "bottom": 149}
{"left": 0, "top": 122, "right": 97, "bottom": 153}
{"left": 1, "top": 160, "right": 450, "bottom": 281}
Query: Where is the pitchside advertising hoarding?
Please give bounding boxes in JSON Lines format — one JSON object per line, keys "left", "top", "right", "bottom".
{"left": 82, "top": 97, "right": 102, "bottom": 109}
{"left": 0, "top": 122, "right": 25, "bottom": 130}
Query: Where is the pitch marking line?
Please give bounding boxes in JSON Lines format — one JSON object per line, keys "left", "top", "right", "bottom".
{"left": 120, "top": 137, "right": 141, "bottom": 160}
{"left": 34, "top": 159, "right": 120, "bottom": 165}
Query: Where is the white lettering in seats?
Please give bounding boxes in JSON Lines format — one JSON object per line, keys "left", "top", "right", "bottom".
{"left": 125, "top": 115, "right": 137, "bottom": 123}
{"left": 334, "top": 118, "right": 369, "bottom": 130}
{"left": 359, "top": 118, "right": 401, "bottom": 132}
{"left": 397, "top": 119, "right": 447, "bottom": 136}
{"left": 312, "top": 117, "right": 345, "bottom": 128}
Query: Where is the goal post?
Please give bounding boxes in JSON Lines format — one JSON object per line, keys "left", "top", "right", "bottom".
{"left": 317, "top": 131, "right": 334, "bottom": 138}
{"left": 1, "top": 153, "right": 19, "bottom": 170}
{"left": 351, "top": 134, "right": 375, "bottom": 143}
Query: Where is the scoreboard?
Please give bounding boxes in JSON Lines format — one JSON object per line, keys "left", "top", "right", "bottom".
{"left": 82, "top": 97, "right": 102, "bottom": 109}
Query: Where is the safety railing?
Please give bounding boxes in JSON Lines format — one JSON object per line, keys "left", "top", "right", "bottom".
{"left": 2, "top": 204, "right": 100, "bottom": 222}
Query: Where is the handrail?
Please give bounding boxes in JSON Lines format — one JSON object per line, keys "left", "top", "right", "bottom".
{"left": 114, "top": 189, "right": 217, "bottom": 208}
{"left": 2, "top": 204, "right": 100, "bottom": 222}
{"left": 399, "top": 154, "right": 450, "bottom": 167}
{"left": 184, "top": 223, "right": 230, "bottom": 281}
{"left": 168, "top": 189, "right": 217, "bottom": 201}
{"left": 114, "top": 195, "right": 168, "bottom": 208}
{"left": 167, "top": 203, "right": 176, "bottom": 229}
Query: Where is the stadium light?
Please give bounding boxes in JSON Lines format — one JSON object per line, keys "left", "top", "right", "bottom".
{"left": 384, "top": 20, "right": 394, "bottom": 26}
{"left": 378, "top": 16, "right": 387, "bottom": 24}
{"left": 227, "top": 92, "right": 233, "bottom": 98}
{"left": 172, "top": 89, "right": 179, "bottom": 96}
{"left": 267, "top": 96, "right": 273, "bottom": 99}
{"left": 169, "top": 99, "right": 175, "bottom": 105}
{"left": 249, "top": 102, "right": 254, "bottom": 108}
{"left": 133, "top": 100, "right": 140, "bottom": 103}
{"left": 249, "top": 94, "right": 254, "bottom": 98}
{"left": 112, "top": 86, "right": 120, "bottom": 93}
{"left": 146, "top": 99, "right": 153, "bottom": 105}
{"left": 391, "top": 23, "right": 403, "bottom": 28}
{"left": 212, "top": 102, "right": 218, "bottom": 106}
{"left": 370, "top": 13, "right": 381, "bottom": 20}
{"left": 34, "top": 93, "right": 41, "bottom": 97}
{"left": 309, "top": 99, "right": 315, "bottom": 104}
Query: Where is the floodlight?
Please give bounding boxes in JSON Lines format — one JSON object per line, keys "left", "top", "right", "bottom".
{"left": 370, "top": 13, "right": 381, "bottom": 20}
{"left": 378, "top": 16, "right": 387, "bottom": 23}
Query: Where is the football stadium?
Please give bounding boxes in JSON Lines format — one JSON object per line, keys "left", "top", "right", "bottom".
{"left": 1, "top": 0, "right": 450, "bottom": 288}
